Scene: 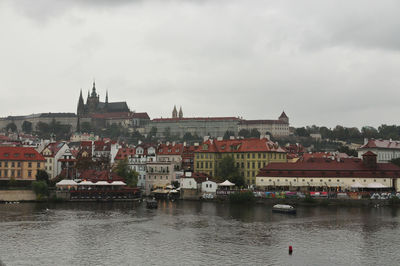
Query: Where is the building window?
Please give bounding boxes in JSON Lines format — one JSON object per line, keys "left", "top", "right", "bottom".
{"left": 247, "top": 154, "right": 250, "bottom": 159}
{"left": 252, "top": 153, "right": 255, "bottom": 159}
{"left": 17, "top": 162, "right": 21, "bottom": 167}
{"left": 28, "top": 162, "right": 32, "bottom": 168}
{"left": 5, "top": 162, "right": 8, "bottom": 167}
{"left": 28, "top": 171, "right": 32, "bottom": 177}
{"left": 302, "top": 179, "right": 305, "bottom": 182}
{"left": 37, "top": 162, "right": 40, "bottom": 168}
{"left": 258, "top": 153, "right": 261, "bottom": 159}
{"left": 0, "top": 162, "right": 1, "bottom": 167}
{"left": 196, "top": 162, "right": 199, "bottom": 169}
{"left": 252, "top": 162, "right": 255, "bottom": 168}
{"left": 4, "top": 170, "right": 8, "bottom": 177}
{"left": 210, "top": 162, "right": 213, "bottom": 168}
{"left": 263, "top": 154, "right": 266, "bottom": 159}
{"left": 247, "top": 162, "right": 250, "bottom": 168}
{"left": 11, "top": 162, "right": 15, "bottom": 167}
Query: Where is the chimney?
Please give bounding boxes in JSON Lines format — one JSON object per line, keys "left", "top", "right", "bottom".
{"left": 362, "top": 151, "right": 377, "bottom": 169}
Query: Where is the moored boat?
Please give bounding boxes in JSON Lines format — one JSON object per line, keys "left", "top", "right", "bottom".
{"left": 272, "top": 204, "right": 296, "bottom": 214}
{"left": 146, "top": 198, "right": 158, "bottom": 209}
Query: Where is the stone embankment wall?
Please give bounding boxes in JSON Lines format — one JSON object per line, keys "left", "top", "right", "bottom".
{"left": 0, "top": 190, "right": 36, "bottom": 202}
{"left": 181, "top": 189, "right": 201, "bottom": 200}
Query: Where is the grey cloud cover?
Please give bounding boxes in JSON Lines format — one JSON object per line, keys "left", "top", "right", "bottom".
{"left": 0, "top": 0, "right": 399, "bottom": 128}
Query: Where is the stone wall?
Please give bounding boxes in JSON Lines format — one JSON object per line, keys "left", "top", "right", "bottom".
{"left": 0, "top": 190, "right": 36, "bottom": 202}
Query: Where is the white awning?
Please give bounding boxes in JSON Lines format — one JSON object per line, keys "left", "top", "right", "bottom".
{"left": 351, "top": 182, "right": 364, "bottom": 188}
{"left": 218, "top": 180, "right": 235, "bottom": 186}
{"left": 367, "top": 182, "right": 388, "bottom": 188}
{"left": 78, "top": 181, "right": 95, "bottom": 185}
{"left": 56, "top": 180, "right": 77, "bottom": 186}
{"left": 95, "top": 181, "right": 111, "bottom": 185}
{"left": 111, "top": 181, "right": 127, "bottom": 186}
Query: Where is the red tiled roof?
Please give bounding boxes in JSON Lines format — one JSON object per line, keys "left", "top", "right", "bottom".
{"left": 239, "top": 119, "right": 287, "bottom": 125}
{"left": 0, "top": 146, "right": 45, "bottom": 161}
{"left": 42, "top": 142, "right": 65, "bottom": 157}
{"left": 363, "top": 151, "right": 377, "bottom": 156}
{"left": 115, "top": 148, "right": 136, "bottom": 160}
{"left": 257, "top": 158, "right": 400, "bottom": 179}
{"left": 279, "top": 111, "right": 288, "bottom": 119}
{"left": 0, "top": 135, "right": 11, "bottom": 142}
{"left": 360, "top": 139, "right": 400, "bottom": 150}
{"left": 152, "top": 117, "right": 240, "bottom": 122}
{"left": 191, "top": 172, "right": 216, "bottom": 183}
{"left": 90, "top": 112, "right": 133, "bottom": 119}
{"left": 79, "top": 170, "right": 124, "bottom": 182}
{"left": 195, "top": 138, "right": 286, "bottom": 153}
{"left": 157, "top": 143, "right": 184, "bottom": 155}
{"left": 132, "top": 112, "right": 150, "bottom": 119}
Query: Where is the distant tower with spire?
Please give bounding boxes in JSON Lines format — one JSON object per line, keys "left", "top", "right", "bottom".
{"left": 178, "top": 106, "right": 183, "bottom": 118}
{"left": 172, "top": 105, "right": 178, "bottom": 118}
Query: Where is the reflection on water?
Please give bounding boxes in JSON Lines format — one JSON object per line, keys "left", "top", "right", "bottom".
{"left": 0, "top": 201, "right": 400, "bottom": 265}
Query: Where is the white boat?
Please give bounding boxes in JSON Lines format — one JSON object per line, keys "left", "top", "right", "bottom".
{"left": 272, "top": 204, "right": 296, "bottom": 214}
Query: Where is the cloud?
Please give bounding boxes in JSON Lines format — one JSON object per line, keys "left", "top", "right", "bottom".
{"left": 0, "top": 0, "right": 399, "bottom": 128}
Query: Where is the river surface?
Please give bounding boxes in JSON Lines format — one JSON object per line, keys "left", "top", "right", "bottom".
{"left": 0, "top": 201, "right": 399, "bottom": 266}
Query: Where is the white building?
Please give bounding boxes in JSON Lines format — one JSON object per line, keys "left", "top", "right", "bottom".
{"left": 358, "top": 139, "right": 400, "bottom": 163}
{"left": 41, "top": 142, "right": 70, "bottom": 179}
{"left": 201, "top": 179, "right": 218, "bottom": 193}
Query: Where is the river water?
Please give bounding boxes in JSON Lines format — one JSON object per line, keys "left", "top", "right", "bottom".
{"left": 0, "top": 201, "right": 399, "bottom": 266}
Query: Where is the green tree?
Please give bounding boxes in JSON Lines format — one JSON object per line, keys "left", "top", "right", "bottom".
{"left": 32, "top": 181, "right": 49, "bottom": 197}
{"left": 35, "top": 122, "right": 50, "bottom": 138}
{"left": 223, "top": 130, "right": 235, "bottom": 140}
{"left": 249, "top": 128, "right": 260, "bottom": 138}
{"left": 147, "top": 127, "right": 158, "bottom": 141}
{"left": 22, "top": 121, "right": 33, "bottom": 133}
{"left": 238, "top": 129, "right": 250, "bottom": 138}
{"left": 164, "top": 127, "right": 171, "bottom": 140}
{"left": 337, "top": 145, "right": 358, "bottom": 157}
{"left": 361, "top": 126, "right": 379, "bottom": 139}
{"left": 5, "top": 122, "right": 17, "bottom": 132}
{"left": 390, "top": 158, "right": 400, "bottom": 167}
{"left": 36, "top": 170, "right": 50, "bottom": 185}
{"left": 80, "top": 122, "right": 93, "bottom": 133}
{"left": 216, "top": 155, "right": 244, "bottom": 187}
{"left": 295, "top": 127, "right": 309, "bottom": 137}
{"left": 113, "top": 158, "right": 138, "bottom": 187}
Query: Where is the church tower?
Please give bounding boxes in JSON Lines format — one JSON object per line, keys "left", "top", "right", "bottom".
{"left": 172, "top": 105, "right": 178, "bottom": 118}
{"left": 178, "top": 106, "right": 183, "bottom": 118}
{"left": 279, "top": 111, "right": 289, "bottom": 124}
{"left": 77, "top": 89, "right": 85, "bottom": 132}
{"left": 86, "top": 81, "right": 100, "bottom": 114}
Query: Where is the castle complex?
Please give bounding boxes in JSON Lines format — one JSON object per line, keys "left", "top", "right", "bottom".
{"left": 0, "top": 81, "right": 289, "bottom": 138}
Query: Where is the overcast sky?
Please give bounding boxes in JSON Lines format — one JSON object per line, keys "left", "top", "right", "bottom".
{"left": 0, "top": 0, "right": 399, "bottom": 128}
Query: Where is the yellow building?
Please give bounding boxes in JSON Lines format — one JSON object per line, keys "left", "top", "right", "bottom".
{"left": 0, "top": 146, "right": 45, "bottom": 181}
{"left": 194, "top": 138, "right": 287, "bottom": 185}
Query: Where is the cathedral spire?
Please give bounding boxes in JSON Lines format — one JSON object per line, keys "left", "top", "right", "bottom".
{"left": 172, "top": 105, "right": 178, "bottom": 118}
{"left": 105, "top": 90, "right": 109, "bottom": 104}
{"left": 178, "top": 106, "right": 183, "bottom": 118}
{"left": 91, "top": 80, "right": 97, "bottom": 97}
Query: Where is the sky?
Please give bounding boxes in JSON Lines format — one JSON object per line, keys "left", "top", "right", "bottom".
{"left": 0, "top": 0, "right": 399, "bottom": 128}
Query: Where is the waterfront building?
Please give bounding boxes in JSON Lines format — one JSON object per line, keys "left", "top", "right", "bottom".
{"left": 358, "top": 138, "right": 400, "bottom": 163}
{"left": 256, "top": 152, "right": 400, "bottom": 191}
{"left": 145, "top": 160, "right": 175, "bottom": 195}
{"left": 238, "top": 112, "right": 290, "bottom": 137}
{"left": 157, "top": 143, "right": 183, "bottom": 170}
{"left": 0, "top": 146, "right": 45, "bottom": 181}
{"left": 41, "top": 142, "right": 70, "bottom": 179}
{"left": 182, "top": 144, "right": 200, "bottom": 171}
{"left": 194, "top": 137, "right": 287, "bottom": 185}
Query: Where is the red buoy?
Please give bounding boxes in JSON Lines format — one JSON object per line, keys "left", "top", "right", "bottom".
{"left": 289, "top": 245, "right": 293, "bottom": 255}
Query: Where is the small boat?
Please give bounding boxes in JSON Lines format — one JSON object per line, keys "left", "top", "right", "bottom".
{"left": 146, "top": 198, "right": 158, "bottom": 209}
{"left": 272, "top": 204, "right": 296, "bottom": 214}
